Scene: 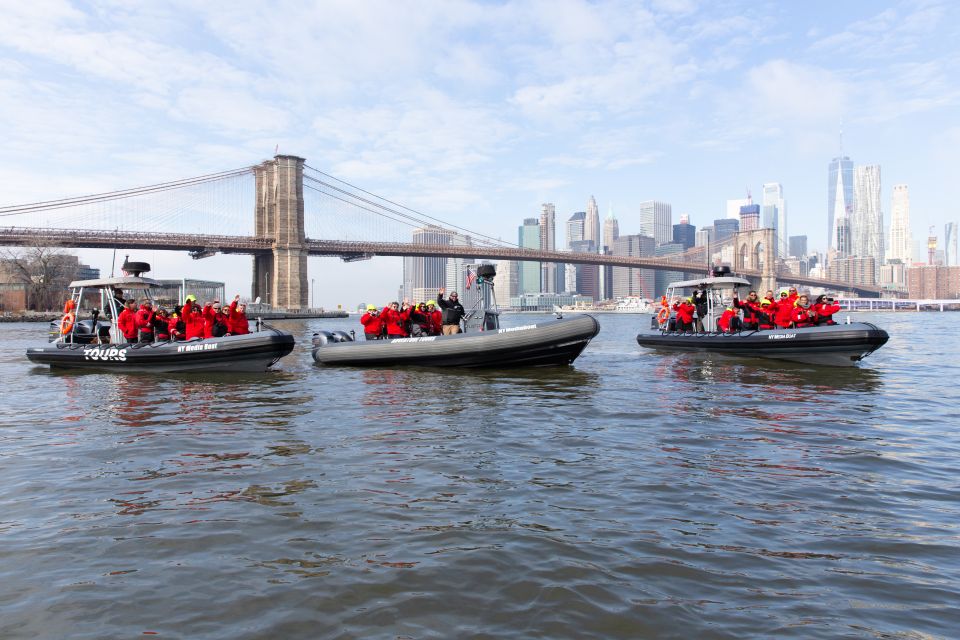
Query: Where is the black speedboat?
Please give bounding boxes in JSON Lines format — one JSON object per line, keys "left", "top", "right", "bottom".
{"left": 312, "top": 265, "right": 600, "bottom": 368}
{"left": 27, "top": 261, "right": 294, "bottom": 373}
{"left": 635, "top": 275, "right": 889, "bottom": 367}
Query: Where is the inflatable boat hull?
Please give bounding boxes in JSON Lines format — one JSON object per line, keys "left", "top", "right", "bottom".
{"left": 26, "top": 331, "right": 295, "bottom": 373}
{"left": 312, "top": 315, "right": 600, "bottom": 368}
{"left": 636, "top": 320, "right": 888, "bottom": 367}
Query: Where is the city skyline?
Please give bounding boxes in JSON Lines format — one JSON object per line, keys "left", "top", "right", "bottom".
{"left": 1, "top": 1, "right": 958, "bottom": 306}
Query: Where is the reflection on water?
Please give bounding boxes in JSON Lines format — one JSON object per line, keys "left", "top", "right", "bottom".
{"left": 0, "top": 314, "right": 958, "bottom": 639}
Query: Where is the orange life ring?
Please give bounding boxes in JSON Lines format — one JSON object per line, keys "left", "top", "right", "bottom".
{"left": 60, "top": 311, "right": 75, "bottom": 335}
{"left": 656, "top": 307, "right": 670, "bottom": 324}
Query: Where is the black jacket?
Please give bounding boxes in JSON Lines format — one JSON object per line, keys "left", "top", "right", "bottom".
{"left": 437, "top": 294, "right": 465, "bottom": 325}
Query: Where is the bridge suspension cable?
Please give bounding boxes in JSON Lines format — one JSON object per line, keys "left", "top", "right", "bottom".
{"left": 303, "top": 165, "right": 518, "bottom": 249}
{"left": 0, "top": 167, "right": 255, "bottom": 218}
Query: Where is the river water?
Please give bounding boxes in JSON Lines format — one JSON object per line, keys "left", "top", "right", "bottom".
{"left": 0, "top": 312, "right": 957, "bottom": 639}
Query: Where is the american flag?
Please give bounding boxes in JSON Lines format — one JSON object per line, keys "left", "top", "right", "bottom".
{"left": 465, "top": 267, "right": 476, "bottom": 290}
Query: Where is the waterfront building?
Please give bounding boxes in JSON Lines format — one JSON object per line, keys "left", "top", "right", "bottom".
{"left": 612, "top": 234, "right": 655, "bottom": 298}
{"left": 828, "top": 155, "right": 854, "bottom": 259}
{"left": 639, "top": 200, "right": 672, "bottom": 245}
{"left": 827, "top": 256, "right": 877, "bottom": 287}
{"left": 739, "top": 204, "right": 761, "bottom": 232}
{"left": 852, "top": 164, "right": 884, "bottom": 279}
{"left": 518, "top": 217, "right": 541, "bottom": 294}
{"left": 888, "top": 185, "right": 913, "bottom": 265}
{"left": 403, "top": 225, "right": 453, "bottom": 302}
{"left": 789, "top": 235, "right": 807, "bottom": 259}
{"left": 762, "top": 183, "right": 787, "bottom": 257}
{"left": 584, "top": 196, "right": 600, "bottom": 249}
{"left": 945, "top": 222, "right": 957, "bottom": 267}
{"left": 879, "top": 259, "right": 907, "bottom": 291}
{"left": 907, "top": 265, "right": 960, "bottom": 299}
{"left": 509, "top": 292, "right": 594, "bottom": 311}
{"left": 713, "top": 218, "right": 740, "bottom": 243}
{"left": 540, "top": 203, "right": 557, "bottom": 294}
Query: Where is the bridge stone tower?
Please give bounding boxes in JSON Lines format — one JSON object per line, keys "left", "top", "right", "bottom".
{"left": 252, "top": 155, "right": 309, "bottom": 309}
{"left": 733, "top": 227, "right": 777, "bottom": 293}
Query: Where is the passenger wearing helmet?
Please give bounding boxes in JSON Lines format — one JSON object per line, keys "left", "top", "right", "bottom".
{"left": 672, "top": 297, "right": 696, "bottom": 332}
{"left": 360, "top": 304, "right": 384, "bottom": 340}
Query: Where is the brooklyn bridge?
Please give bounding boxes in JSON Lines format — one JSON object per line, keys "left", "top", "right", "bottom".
{"left": 0, "top": 154, "right": 881, "bottom": 308}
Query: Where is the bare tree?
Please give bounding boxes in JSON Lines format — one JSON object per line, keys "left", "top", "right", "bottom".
{"left": 0, "top": 241, "right": 79, "bottom": 311}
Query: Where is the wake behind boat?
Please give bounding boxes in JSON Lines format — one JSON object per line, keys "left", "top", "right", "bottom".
{"left": 635, "top": 274, "right": 889, "bottom": 367}
{"left": 312, "top": 265, "right": 600, "bottom": 368}
{"left": 26, "top": 260, "right": 294, "bottom": 373}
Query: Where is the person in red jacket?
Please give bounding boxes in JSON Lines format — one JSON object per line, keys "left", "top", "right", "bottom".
{"left": 153, "top": 308, "right": 171, "bottom": 341}
{"left": 672, "top": 297, "right": 696, "bottom": 332}
{"left": 426, "top": 301, "right": 442, "bottom": 336}
{"left": 718, "top": 307, "right": 740, "bottom": 333}
{"left": 168, "top": 311, "right": 185, "bottom": 341}
{"left": 203, "top": 301, "right": 229, "bottom": 338}
{"left": 813, "top": 295, "right": 841, "bottom": 325}
{"left": 733, "top": 290, "right": 763, "bottom": 330}
{"left": 227, "top": 295, "right": 250, "bottom": 335}
{"left": 117, "top": 298, "right": 139, "bottom": 343}
{"left": 135, "top": 300, "right": 156, "bottom": 343}
{"left": 181, "top": 295, "right": 206, "bottom": 340}
{"left": 381, "top": 301, "right": 411, "bottom": 338}
{"left": 792, "top": 294, "right": 817, "bottom": 328}
{"left": 773, "top": 291, "right": 795, "bottom": 329}
{"left": 360, "top": 304, "right": 384, "bottom": 340}
{"left": 785, "top": 286, "right": 799, "bottom": 306}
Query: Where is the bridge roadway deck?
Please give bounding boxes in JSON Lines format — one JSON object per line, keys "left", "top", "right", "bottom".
{"left": 0, "top": 227, "right": 880, "bottom": 295}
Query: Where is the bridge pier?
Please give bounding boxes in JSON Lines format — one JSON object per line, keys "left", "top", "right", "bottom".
{"left": 252, "top": 155, "right": 309, "bottom": 309}
{"left": 733, "top": 228, "right": 776, "bottom": 293}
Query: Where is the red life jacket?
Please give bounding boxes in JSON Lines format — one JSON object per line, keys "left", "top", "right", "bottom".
{"left": 813, "top": 302, "right": 841, "bottom": 325}
{"left": 792, "top": 304, "right": 816, "bottom": 328}
{"left": 227, "top": 300, "right": 250, "bottom": 335}
{"left": 718, "top": 309, "right": 738, "bottom": 332}
{"left": 673, "top": 302, "right": 695, "bottom": 324}
{"left": 181, "top": 303, "right": 206, "bottom": 340}
{"left": 117, "top": 308, "right": 138, "bottom": 339}
{"left": 381, "top": 307, "right": 410, "bottom": 337}
{"left": 773, "top": 298, "right": 795, "bottom": 328}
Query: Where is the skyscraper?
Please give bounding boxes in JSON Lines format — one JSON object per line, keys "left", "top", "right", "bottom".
{"left": 639, "top": 200, "right": 672, "bottom": 245}
{"left": 566, "top": 211, "right": 586, "bottom": 247}
{"left": 540, "top": 203, "right": 556, "bottom": 294}
{"left": 762, "top": 183, "right": 787, "bottom": 257}
{"left": 601, "top": 206, "right": 619, "bottom": 300}
{"left": 852, "top": 164, "right": 883, "bottom": 279}
{"left": 672, "top": 220, "right": 696, "bottom": 249}
{"left": 612, "top": 234, "right": 654, "bottom": 298}
{"left": 518, "top": 218, "right": 541, "bottom": 294}
{"left": 713, "top": 218, "right": 739, "bottom": 243}
{"left": 403, "top": 225, "right": 453, "bottom": 301}
{"left": 584, "top": 196, "right": 600, "bottom": 250}
{"left": 828, "top": 155, "right": 854, "bottom": 259}
{"left": 739, "top": 203, "right": 761, "bottom": 231}
{"left": 946, "top": 222, "right": 958, "bottom": 267}
{"left": 569, "top": 239, "right": 599, "bottom": 299}
{"left": 888, "top": 184, "right": 913, "bottom": 265}
{"left": 789, "top": 235, "right": 808, "bottom": 258}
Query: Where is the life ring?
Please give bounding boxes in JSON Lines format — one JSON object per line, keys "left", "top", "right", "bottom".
{"left": 60, "top": 311, "right": 76, "bottom": 335}
{"left": 656, "top": 307, "right": 670, "bottom": 324}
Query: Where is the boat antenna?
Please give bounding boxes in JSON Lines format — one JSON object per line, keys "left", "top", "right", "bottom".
{"left": 109, "top": 227, "right": 118, "bottom": 277}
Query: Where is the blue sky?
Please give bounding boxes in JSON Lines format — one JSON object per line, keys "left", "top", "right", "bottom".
{"left": 2, "top": 0, "right": 958, "bottom": 306}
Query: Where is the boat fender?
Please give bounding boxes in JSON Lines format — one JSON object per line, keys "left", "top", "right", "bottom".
{"left": 332, "top": 330, "right": 353, "bottom": 342}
